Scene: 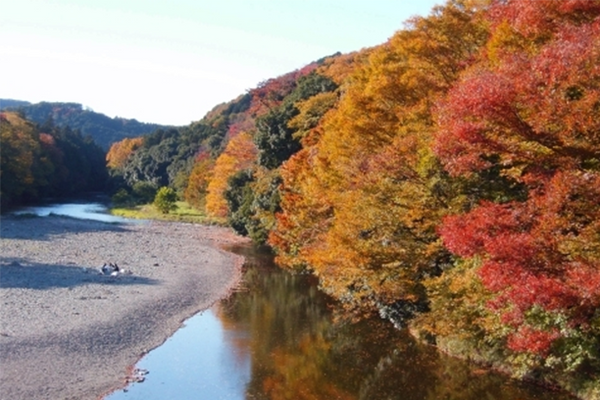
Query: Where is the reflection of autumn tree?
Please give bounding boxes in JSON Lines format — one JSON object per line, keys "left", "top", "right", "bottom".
{"left": 214, "top": 249, "right": 563, "bottom": 400}
{"left": 263, "top": 324, "right": 355, "bottom": 400}
{"left": 215, "top": 257, "right": 390, "bottom": 400}
{"left": 216, "top": 255, "right": 344, "bottom": 399}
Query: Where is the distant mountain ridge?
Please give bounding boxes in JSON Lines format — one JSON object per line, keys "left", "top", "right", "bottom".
{"left": 0, "top": 99, "right": 31, "bottom": 109}
{"left": 0, "top": 99, "right": 170, "bottom": 150}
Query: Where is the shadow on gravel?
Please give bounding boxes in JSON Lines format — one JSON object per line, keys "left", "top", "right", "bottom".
{"left": 0, "top": 215, "right": 135, "bottom": 241}
{"left": 0, "top": 259, "right": 158, "bottom": 290}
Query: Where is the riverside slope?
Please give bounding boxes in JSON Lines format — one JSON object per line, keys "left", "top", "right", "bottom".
{"left": 0, "top": 216, "right": 247, "bottom": 400}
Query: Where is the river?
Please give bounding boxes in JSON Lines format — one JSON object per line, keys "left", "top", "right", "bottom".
{"left": 12, "top": 201, "right": 574, "bottom": 399}
{"left": 10, "top": 196, "right": 132, "bottom": 224}
{"left": 106, "top": 245, "right": 572, "bottom": 400}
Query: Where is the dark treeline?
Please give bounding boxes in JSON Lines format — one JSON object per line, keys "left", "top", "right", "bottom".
{"left": 0, "top": 112, "right": 108, "bottom": 209}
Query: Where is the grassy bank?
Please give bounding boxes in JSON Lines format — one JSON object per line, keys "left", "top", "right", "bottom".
{"left": 110, "top": 201, "right": 225, "bottom": 225}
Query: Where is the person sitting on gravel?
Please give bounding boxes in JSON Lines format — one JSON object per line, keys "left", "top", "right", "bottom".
{"left": 101, "top": 262, "right": 120, "bottom": 275}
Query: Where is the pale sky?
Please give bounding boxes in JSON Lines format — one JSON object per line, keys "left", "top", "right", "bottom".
{"left": 1, "top": 0, "right": 442, "bottom": 126}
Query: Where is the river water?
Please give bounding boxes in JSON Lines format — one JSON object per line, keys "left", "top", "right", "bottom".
{"left": 11, "top": 201, "right": 574, "bottom": 399}
{"left": 105, "top": 245, "right": 573, "bottom": 400}
{"left": 10, "top": 197, "right": 132, "bottom": 224}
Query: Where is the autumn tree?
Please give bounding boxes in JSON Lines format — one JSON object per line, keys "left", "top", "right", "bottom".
{"left": 270, "top": 0, "right": 489, "bottom": 319}
{"left": 430, "top": 0, "right": 600, "bottom": 381}
{"left": 247, "top": 64, "right": 318, "bottom": 117}
{"left": 184, "top": 151, "right": 214, "bottom": 210}
{"left": 0, "top": 112, "right": 46, "bottom": 206}
{"left": 106, "top": 137, "right": 143, "bottom": 169}
{"left": 205, "top": 132, "right": 258, "bottom": 218}
{"left": 287, "top": 92, "right": 338, "bottom": 144}
{"left": 316, "top": 51, "right": 370, "bottom": 86}
{"left": 225, "top": 167, "right": 282, "bottom": 244}
{"left": 51, "top": 125, "right": 108, "bottom": 195}
{"left": 0, "top": 112, "right": 107, "bottom": 208}
{"left": 112, "top": 121, "right": 225, "bottom": 194}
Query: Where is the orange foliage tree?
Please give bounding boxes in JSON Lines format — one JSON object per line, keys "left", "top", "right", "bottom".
{"left": 271, "top": 1, "right": 489, "bottom": 318}
{"left": 106, "top": 137, "right": 143, "bottom": 169}
{"left": 183, "top": 150, "right": 214, "bottom": 210}
{"left": 205, "top": 132, "right": 258, "bottom": 218}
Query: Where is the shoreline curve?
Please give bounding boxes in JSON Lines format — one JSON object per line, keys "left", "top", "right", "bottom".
{"left": 0, "top": 215, "right": 248, "bottom": 400}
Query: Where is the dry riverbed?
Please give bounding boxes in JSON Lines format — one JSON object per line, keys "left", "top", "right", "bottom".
{"left": 0, "top": 215, "right": 247, "bottom": 400}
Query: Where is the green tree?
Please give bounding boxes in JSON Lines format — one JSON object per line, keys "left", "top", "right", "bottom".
{"left": 224, "top": 169, "right": 255, "bottom": 236}
{"left": 132, "top": 181, "right": 158, "bottom": 204}
{"left": 254, "top": 72, "right": 338, "bottom": 169}
{"left": 111, "top": 188, "right": 133, "bottom": 207}
{"left": 153, "top": 186, "right": 178, "bottom": 214}
{"left": 225, "top": 168, "right": 282, "bottom": 244}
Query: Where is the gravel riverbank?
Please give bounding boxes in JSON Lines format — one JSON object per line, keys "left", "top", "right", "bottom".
{"left": 0, "top": 216, "right": 248, "bottom": 400}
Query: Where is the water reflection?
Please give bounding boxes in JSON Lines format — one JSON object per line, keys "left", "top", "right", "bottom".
{"left": 107, "top": 244, "right": 574, "bottom": 400}
{"left": 11, "top": 201, "right": 131, "bottom": 223}
{"left": 105, "top": 310, "right": 250, "bottom": 400}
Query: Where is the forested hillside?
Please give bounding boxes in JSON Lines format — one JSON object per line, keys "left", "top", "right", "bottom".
{"left": 106, "top": 1, "right": 600, "bottom": 397}
{"left": 0, "top": 112, "right": 108, "bottom": 208}
{"left": 0, "top": 101, "right": 168, "bottom": 150}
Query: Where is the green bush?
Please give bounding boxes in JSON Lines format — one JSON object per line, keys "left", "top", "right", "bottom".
{"left": 111, "top": 188, "right": 133, "bottom": 207}
{"left": 132, "top": 181, "right": 158, "bottom": 204}
{"left": 153, "top": 186, "right": 178, "bottom": 214}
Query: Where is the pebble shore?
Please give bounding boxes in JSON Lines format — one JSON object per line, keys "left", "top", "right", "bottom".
{"left": 0, "top": 215, "right": 247, "bottom": 400}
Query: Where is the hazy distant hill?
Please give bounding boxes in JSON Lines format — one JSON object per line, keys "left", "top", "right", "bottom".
{"left": 0, "top": 100, "right": 170, "bottom": 150}
{"left": 0, "top": 99, "right": 32, "bottom": 109}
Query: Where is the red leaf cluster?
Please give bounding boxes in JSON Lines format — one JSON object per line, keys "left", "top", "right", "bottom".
{"left": 507, "top": 325, "right": 561, "bottom": 356}
{"left": 439, "top": 170, "right": 600, "bottom": 354}
{"left": 434, "top": 3, "right": 600, "bottom": 356}
{"left": 247, "top": 64, "right": 317, "bottom": 117}
{"left": 488, "top": 0, "right": 600, "bottom": 38}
